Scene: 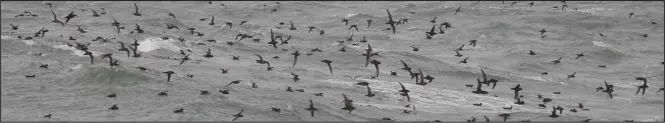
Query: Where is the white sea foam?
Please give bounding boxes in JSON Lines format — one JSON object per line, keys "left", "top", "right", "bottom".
{"left": 136, "top": 37, "right": 181, "bottom": 53}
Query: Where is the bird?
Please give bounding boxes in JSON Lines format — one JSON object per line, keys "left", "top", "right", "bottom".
{"left": 203, "top": 48, "right": 214, "bottom": 58}
{"left": 44, "top": 114, "right": 52, "bottom": 118}
{"left": 551, "top": 57, "right": 562, "bottom": 64}
{"left": 305, "top": 99, "right": 318, "bottom": 117}
{"left": 365, "top": 85, "right": 375, "bottom": 97}
{"left": 469, "top": 40, "right": 477, "bottom": 47}
{"left": 454, "top": 6, "right": 461, "bottom": 16}
{"left": 231, "top": 109, "right": 244, "bottom": 121}
{"left": 9, "top": 24, "right": 19, "bottom": 30}
{"left": 291, "top": 51, "right": 301, "bottom": 67}
{"left": 528, "top": 50, "right": 536, "bottom": 55}
{"left": 635, "top": 78, "right": 648, "bottom": 95}
{"left": 268, "top": 30, "right": 279, "bottom": 49}
{"left": 425, "top": 25, "right": 437, "bottom": 36}
{"left": 288, "top": 21, "right": 297, "bottom": 30}
{"left": 307, "top": 26, "right": 316, "bottom": 33}
{"left": 455, "top": 44, "right": 465, "bottom": 51}
{"left": 539, "top": 29, "right": 547, "bottom": 35}
{"left": 575, "top": 53, "right": 584, "bottom": 60}
{"left": 179, "top": 54, "right": 190, "bottom": 65}
{"left": 567, "top": 72, "right": 576, "bottom": 79}
{"left": 209, "top": 16, "right": 215, "bottom": 25}
{"left": 50, "top": 9, "right": 64, "bottom": 25}
{"left": 498, "top": 113, "right": 511, "bottom": 122}
{"left": 162, "top": 71, "right": 175, "bottom": 82}
{"left": 472, "top": 78, "right": 488, "bottom": 94}
{"left": 225, "top": 21, "right": 233, "bottom": 29}
{"left": 363, "top": 44, "right": 374, "bottom": 68}
{"left": 83, "top": 50, "right": 94, "bottom": 64}
{"left": 225, "top": 80, "right": 242, "bottom": 87}
{"left": 455, "top": 50, "right": 464, "bottom": 57}
{"left": 458, "top": 57, "right": 469, "bottom": 64}
{"left": 221, "top": 69, "right": 229, "bottom": 74}
{"left": 348, "top": 25, "right": 359, "bottom": 32}
{"left": 291, "top": 72, "right": 300, "bottom": 82}
{"left": 602, "top": 81, "right": 614, "bottom": 99}
{"left": 528, "top": 2, "right": 534, "bottom": 7}
{"left": 370, "top": 60, "right": 381, "bottom": 78}
{"left": 167, "top": 12, "right": 175, "bottom": 18}
{"left": 108, "top": 104, "right": 119, "bottom": 111}
{"left": 106, "top": 93, "right": 116, "bottom": 98}
{"left": 132, "top": 3, "right": 141, "bottom": 16}
{"left": 430, "top": 16, "right": 437, "bottom": 23}
{"left": 76, "top": 25, "right": 86, "bottom": 33}
{"left": 628, "top": 12, "right": 634, "bottom": 18}
{"left": 321, "top": 60, "right": 333, "bottom": 75}
{"left": 400, "top": 60, "right": 415, "bottom": 79}
{"left": 366, "top": 19, "right": 373, "bottom": 28}
{"left": 385, "top": 9, "right": 397, "bottom": 34}
{"left": 173, "top": 108, "right": 184, "bottom": 113}
{"left": 64, "top": 12, "right": 79, "bottom": 25}
{"left": 511, "top": 84, "right": 522, "bottom": 100}
{"left": 397, "top": 82, "right": 411, "bottom": 102}
{"left": 340, "top": 94, "right": 356, "bottom": 113}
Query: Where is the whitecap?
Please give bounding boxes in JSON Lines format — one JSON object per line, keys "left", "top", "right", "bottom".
{"left": 136, "top": 37, "right": 181, "bottom": 52}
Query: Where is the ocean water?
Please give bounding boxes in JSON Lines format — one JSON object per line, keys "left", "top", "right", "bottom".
{"left": 1, "top": 1, "right": 663, "bottom": 122}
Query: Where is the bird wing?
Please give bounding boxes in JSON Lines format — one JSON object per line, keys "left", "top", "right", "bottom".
{"left": 270, "top": 29, "right": 275, "bottom": 41}
{"left": 400, "top": 60, "right": 410, "bottom": 68}
{"left": 430, "top": 25, "right": 436, "bottom": 33}
{"left": 399, "top": 82, "right": 407, "bottom": 90}
{"left": 51, "top": 10, "right": 57, "bottom": 19}
{"left": 481, "top": 69, "right": 488, "bottom": 83}
{"left": 342, "top": 93, "right": 349, "bottom": 102}
{"left": 405, "top": 92, "right": 411, "bottom": 102}
{"left": 255, "top": 54, "right": 263, "bottom": 61}
{"left": 134, "top": 3, "right": 139, "bottom": 13}
{"left": 290, "top": 21, "right": 294, "bottom": 28}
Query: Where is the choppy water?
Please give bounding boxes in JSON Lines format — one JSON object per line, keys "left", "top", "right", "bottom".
{"left": 1, "top": 1, "right": 663, "bottom": 122}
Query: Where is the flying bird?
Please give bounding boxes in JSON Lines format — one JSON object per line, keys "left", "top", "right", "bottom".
{"left": 370, "top": 60, "right": 381, "bottom": 78}
{"left": 289, "top": 21, "right": 296, "bottom": 30}
{"left": 455, "top": 50, "right": 463, "bottom": 57}
{"left": 291, "top": 51, "right": 301, "bottom": 67}
{"left": 551, "top": 57, "right": 562, "bottom": 64}
{"left": 305, "top": 99, "right": 318, "bottom": 117}
{"left": 50, "top": 9, "right": 64, "bottom": 25}
{"left": 575, "top": 53, "right": 584, "bottom": 60}
{"left": 307, "top": 26, "right": 316, "bottom": 33}
{"left": 385, "top": 9, "right": 397, "bottom": 34}
{"left": 64, "top": 11, "right": 77, "bottom": 24}
{"left": 225, "top": 80, "right": 242, "bottom": 87}
{"left": 363, "top": 44, "right": 374, "bottom": 68}
{"left": 9, "top": 24, "right": 19, "bottom": 30}
{"left": 399, "top": 60, "right": 415, "bottom": 79}
{"left": 365, "top": 85, "right": 375, "bottom": 97}
{"left": 397, "top": 82, "right": 411, "bottom": 102}
{"left": 203, "top": 48, "right": 214, "bottom": 58}
{"left": 132, "top": 3, "right": 141, "bottom": 16}
{"left": 322, "top": 60, "right": 333, "bottom": 75}
{"left": 291, "top": 72, "right": 300, "bottom": 82}
{"left": 231, "top": 109, "right": 244, "bottom": 121}
{"left": 454, "top": 6, "right": 461, "bottom": 16}
{"left": 635, "top": 78, "right": 648, "bottom": 95}
{"left": 163, "top": 71, "right": 175, "bottom": 82}
{"left": 458, "top": 57, "right": 469, "bottom": 64}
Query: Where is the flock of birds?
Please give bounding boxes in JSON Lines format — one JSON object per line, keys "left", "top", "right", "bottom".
{"left": 3, "top": 1, "right": 664, "bottom": 122}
